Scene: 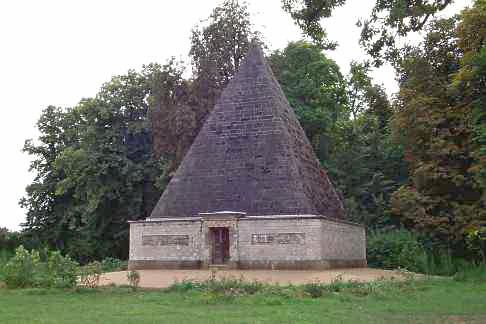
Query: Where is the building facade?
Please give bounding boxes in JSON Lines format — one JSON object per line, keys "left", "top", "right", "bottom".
{"left": 129, "top": 212, "right": 365, "bottom": 270}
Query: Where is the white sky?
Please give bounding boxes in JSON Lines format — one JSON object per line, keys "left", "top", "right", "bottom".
{"left": 0, "top": 0, "right": 470, "bottom": 231}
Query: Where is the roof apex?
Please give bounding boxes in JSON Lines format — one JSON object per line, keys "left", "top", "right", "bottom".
{"left": 150, "top": 42, "right": 344, "bottom": 219}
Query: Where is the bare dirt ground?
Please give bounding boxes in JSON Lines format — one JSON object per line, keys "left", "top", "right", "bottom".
{"left": 101, "top": 268, "right": 410, "bottom": 288}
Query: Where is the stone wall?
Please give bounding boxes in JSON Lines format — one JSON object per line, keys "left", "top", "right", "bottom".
{"left": 129, "top": 215, "right": 366, "bottom": 270}
{"left": 237, "top": 216, "right": 365, "bottom": 269}
{"left": 129, "top": 220, "right": 202, "bottom": 269}
{"left": 321, "top": 219, "right": 366, "bottom": 261}
{"left": 237, "top": 217, "right": 322, "bottom": 269}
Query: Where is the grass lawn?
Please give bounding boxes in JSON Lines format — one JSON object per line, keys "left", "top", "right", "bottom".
{"left": 1, "top": 278, "right": 485, "bottom": 323}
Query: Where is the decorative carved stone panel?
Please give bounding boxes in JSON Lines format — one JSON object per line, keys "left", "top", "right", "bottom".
{"left": 142, "top": 235, "right": 189, "bottom": 246}
{"left": 251, "top": 233, "right": 305, "bottom": 245}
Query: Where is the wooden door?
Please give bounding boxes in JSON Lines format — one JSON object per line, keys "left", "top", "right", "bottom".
{"left": 210, "top": 227, "right": 229, "bottom": 264}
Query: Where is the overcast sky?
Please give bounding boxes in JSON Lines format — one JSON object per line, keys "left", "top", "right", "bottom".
{"left": 0, "top": 0, "right": 470, "bottom": 230}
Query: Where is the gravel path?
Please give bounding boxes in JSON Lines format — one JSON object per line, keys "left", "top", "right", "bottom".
{"left": 101, "top": 268, "right": 408, "bottom": 288}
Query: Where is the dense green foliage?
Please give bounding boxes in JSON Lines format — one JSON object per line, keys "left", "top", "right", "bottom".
{"left": 454, "top": 0, "right": 486, "bottom": 193}
{"left": 0, "top": 227, "right": 21, "bottom": 254}
{"left": 390, "top": 4, "right": 486, "bottom": 257}
{"left": 367, "top": 229, "right": 426, "bottom": 272}
{"left": 100, "top": 257, "right": 128, "bottom": 273}
{"left": 269, "top": 40, "right": 348, "bottom": 158}
{"left": 20, "top": 71, "right": 167, "bottom": 262}
{"left": 0, "top": 246, "right": 127, "bottom": 289}
{"left": 268, "top": 41, "right": 406, "bottom": 229}
{"left": 190, "top": 0, "right": 257, "bottom": 90}
{"left": 1, "top": 278, "right": 486, "bottom": 323}
{"left": 2, "top": 246, "right": 78, "bottom": 289}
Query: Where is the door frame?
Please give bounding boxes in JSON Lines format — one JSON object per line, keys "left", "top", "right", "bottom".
{"left": 209, "top": 227, "right": 230, "bottom": 265}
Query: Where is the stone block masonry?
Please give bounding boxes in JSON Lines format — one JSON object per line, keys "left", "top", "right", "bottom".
{"left": 150, "top": 43, "right": 344, "bottom": 220}
{"left": 128, "top": 214, "right": 366, "bottom": 270}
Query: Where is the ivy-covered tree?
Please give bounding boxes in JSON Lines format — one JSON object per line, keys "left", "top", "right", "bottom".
{"left": 145, "top": 60, "right": 194, "bottom": 171}
{"left": 151, "top": 0, "right": 258, "bottom": 171}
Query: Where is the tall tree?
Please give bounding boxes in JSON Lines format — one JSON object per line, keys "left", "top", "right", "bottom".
{"left": 21, "top": 71, "right": 166, "bottom": 261}
{"left": 327, "top": 61, "right": 405, "bottom": 227}
{"left": 346, "top": 60, "right": 392, "bottom": 126}
{"left": 144, "top": 60, "right": 193, "bottom": 170}
{"left": 269, "top": 40, "right": 348, "bottom": 159}
{"left": 20, "top": 106, "right": 78, "bottom": 253}
{"left": 190, "top": 0, "right": 257, "bottom": 89}
{"left": 390, "top": 12, "right": 485, "bottom": 255}
{"left": 453, "top": 0, "right": 486, "bottom": 195}
{"left": 151, "top": 0, "right": 258, "bottom": 171}
{"left": 346, "top": 61, "right": 373, "bottom": 119}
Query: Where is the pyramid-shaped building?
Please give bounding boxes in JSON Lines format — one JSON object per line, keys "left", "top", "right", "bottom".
{"left": 129, "top": 43, "right": 366, "bottom": 270}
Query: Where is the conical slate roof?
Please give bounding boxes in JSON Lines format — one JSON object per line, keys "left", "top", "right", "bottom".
{"left": 150, "top": 43, "right": 344, "bottom": 218}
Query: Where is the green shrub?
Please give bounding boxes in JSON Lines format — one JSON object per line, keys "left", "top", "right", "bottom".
{"left": 3, "top": 246, "right": 41, "bottom": 288}
{"left": 326, "top": 274, "right": 346, "bottom": 292}
{"left": 0, "top": 248, "right": 13, "bottom": 264}
{"left": 413, "top": 249, "right": 482, "bottom": 276}
{"left": 167, "top": 276, "right": 267, "bottom": 296}
{"left": 45, "top": 251, "right": 79, "bottom": 288}
{"left": 100, "top": 257, "right": 127, "bottom": 273}
{"left": 0, "top": 249, "right": 13, "bottom": 281}
{"left": 367, "top": 229, "right": 427, "bottom": 272}
{"left": 453, "top": 262, "right": 486, "bottom": 282}
{"left": 2, "top": 246, "right": 80, "bottom": 289}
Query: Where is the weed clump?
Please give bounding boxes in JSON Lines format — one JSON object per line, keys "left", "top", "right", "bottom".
{"left": 164, "top": 272, "right": 425, "bottom": 304}
{"left": 127, "top": 270, "right": 141, "bottom": 290}
{"left": 79, "top": 261, "right": 102, "bottom": 288}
